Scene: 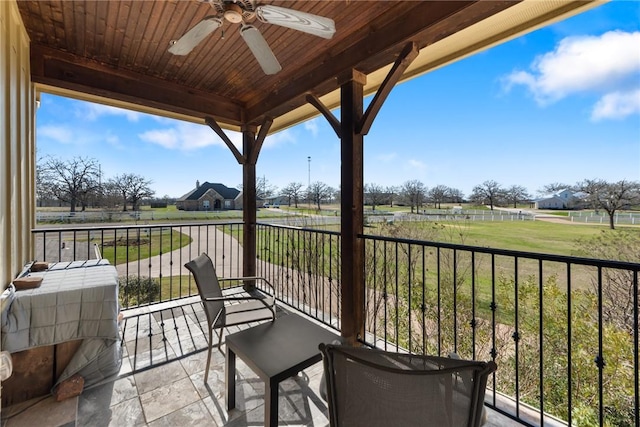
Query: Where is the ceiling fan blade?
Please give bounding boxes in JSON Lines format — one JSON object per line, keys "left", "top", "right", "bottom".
{"left": 255, "top": 5, "right": 335, "bottom": 39}
{"left": 168, "top": 17, "right": 222, "bottom": 55}
{"left": 240, "top": 25, "right": 282, "bottom": 75}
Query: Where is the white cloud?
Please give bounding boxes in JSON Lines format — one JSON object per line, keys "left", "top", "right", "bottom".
{"left": 503, "top": 30, "right": 640, "bottom": 120}
{"left": 591, "top": 89, "right": 640, "bottom": 121}
{"left": 263, "top": 129, "right": 296, "bottom": 149}
{"left": 377, "top": 152, "right": 397, "bottom": 162}
{"left": 38, "top": 125, "right": 74, "bottom": 144}
{"left": 139, "top": 122, "right": 241, "bottom": 151}
{"left": 82, "top": 103, "right": 144, "bottom": 122}
{"left": 140, "top": 122, "right": 296, "bottom": 152}
{"left": 139, "top": 128, "right": 179, "bottom": 149}
{"left": 304, "top": 119, "right": 319, "bottom": 137}
{"left": 37, "top": 123, "right": 124, "bottom": 148}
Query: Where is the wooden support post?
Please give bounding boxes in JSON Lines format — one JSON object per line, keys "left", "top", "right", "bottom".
{"left": 242, "top": 125, "right": 257, "bottom": 291}
{"left": 307, "top": 43, "right": 418, "bottom": 344}
{"left": 307, "top": 47, "right": 418, "bottom": 345}
{"left": 205, "top": 116, "right": 271, "bottom": 291}
{"left": 339, "top": 69, "right": 366, "bottom": 345}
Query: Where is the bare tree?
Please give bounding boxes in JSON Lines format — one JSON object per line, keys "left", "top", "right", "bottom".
{"left": 385, "top": 186, "right": 398, "bottom": 207}
{"left": 576, "top": 230, "right": 640, "bottom": 334}
{"left": 238, "top": 176, "right": 277, "bottom": 200}
{"left": 505, "top": 185, "right": 531, "bottom": 208}
{"left": 280, "top": 182, "right": 304, "bottom": 207}
{"left": 573, "top": 178, "right": 603, "bottom": 212}
{"left": 365, "top": 183, "right": 386, "bottom": 211}
{"left": 100, "top": 181, "right": 121, "bottom": 209}
{"left": 40, "top": 156, "right": 101, "bottom": 213}
{"left": 470, "top": 180, "right": 504, "bottom": 210}
{"left": 400, "top": 180, "right": 427, "bottom": 213}
{"left": 109, "top": 173, "right": 155, "bottom": 211}
{"left": 36, "top": 157, "right": 55, "bottom": 207}
{"left": 333, "top": 186, "right": 341, "bottom": 204}
{"left": 575, "top": 179, "right": 640, "bottom": 230}
{"left": 127, "top": 176, "right": 154, "bottom": 211}
{"left": 256, "top": 176, "right": 277, "bottom": 200}
{"left": 539, "top": 182, "right": 571, "bottom": 195}
{"left": 447, "top": 187, "right": 465, "bottom": 204}
{"left": 427, "top": 185, "right": 450, "bottom": 209}
{"left": 307, "top": 181, "right": 333, "bottom": 210}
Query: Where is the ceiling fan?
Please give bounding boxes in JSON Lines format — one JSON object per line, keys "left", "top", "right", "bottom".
{"left": 168, "top": 0, "right": 336, "bottom": 75}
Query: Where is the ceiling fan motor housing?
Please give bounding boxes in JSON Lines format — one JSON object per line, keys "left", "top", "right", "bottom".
{"left": 209, "top": 0, "right": 256, "bottom": 23}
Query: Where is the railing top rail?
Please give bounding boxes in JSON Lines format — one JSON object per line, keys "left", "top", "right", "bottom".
{"left": 257, "top": 222, "right": 341, "bottom": 236}
{"left": 360, "top": 232, "right": 640, "bottom": 271}
{"left": 32, "top": 221, "right": 244, "bottom": 233}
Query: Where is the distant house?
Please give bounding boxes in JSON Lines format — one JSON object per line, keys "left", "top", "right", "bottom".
{"left": 534, "top": 189, "right": 585, "bottom": 210}
{"left": 176, "top": 181, "right": 241, "bottom": 211}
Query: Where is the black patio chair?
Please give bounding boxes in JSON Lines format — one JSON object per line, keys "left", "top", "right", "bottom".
{"left": 185, "top": 252, "right": 276, "bottom": 382}
{"left": 319, "top": 344, "right": 497, "bottom": 427}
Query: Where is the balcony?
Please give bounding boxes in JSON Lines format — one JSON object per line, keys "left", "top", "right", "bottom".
{"left": 2, "top": 295, "right": 516, "bottom": 427}
{"left": 1, "top": 222, "right": 637, "bottom": 426}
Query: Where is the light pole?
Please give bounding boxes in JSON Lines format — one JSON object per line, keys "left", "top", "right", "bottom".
{"left": 307, "top": 156, "right": 311, "bottom": 209}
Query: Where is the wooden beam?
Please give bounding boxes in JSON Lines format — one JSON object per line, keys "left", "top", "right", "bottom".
{"left": 205, "top": 116, "right": 244, "bottom": 165}
{"left": 245, "top": 1, "right": 497, "bottom": 122}
{"left": 358, "top": 42, "right": 419, "bottom": 135}
{"left": 248, "top": 117, "right": 273, "bottom": 165}
{"left": 339, "top": 70, "right": 365, "bottom": 345}
{"left": 30, "top": 45, "right": 244, "bottom": 125}
{"left": 306, "top": 94, "right": 341, "bottom": 139}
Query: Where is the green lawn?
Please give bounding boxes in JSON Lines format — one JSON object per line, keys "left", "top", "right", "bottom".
{"left": 387, "top": 219, "right": 640, "bottom": 256}
{"left": 427, "top": 220, "right": 610, "bottom": 256}
{"left": 101, "top": 228, "right": 192, "bottom": 265}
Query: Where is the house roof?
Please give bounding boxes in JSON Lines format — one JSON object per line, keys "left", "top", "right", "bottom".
{"left": 18, "top": 1, "right": 604, "bottom": 134}
{"left": 534, "top": 195, "right": 563, "bottom": 203}
{"left": 178, "top": 182, "right": 240, "bottom": 201}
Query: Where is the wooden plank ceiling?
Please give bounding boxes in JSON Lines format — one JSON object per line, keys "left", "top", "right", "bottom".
{"left": 19, "top": 1, "right": 520, "bottom": 131}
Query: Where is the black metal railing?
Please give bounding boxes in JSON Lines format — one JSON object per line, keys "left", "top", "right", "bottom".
{"left": 31, "top": 222, "right": 639, "bottom": 426}
{"left": 358, "top": 232, "right": 639, "bottom": 427}
{"left": 256, "top": 223, "right": 341, "bottom": 331}
{"left": 32, "top": 222, "right": 244, "bottom": 308}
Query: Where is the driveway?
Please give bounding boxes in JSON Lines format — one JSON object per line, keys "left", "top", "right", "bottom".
{"left": 115, "top": 225, "right": 244, "bottom": 279}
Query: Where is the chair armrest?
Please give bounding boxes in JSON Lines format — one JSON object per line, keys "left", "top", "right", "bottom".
{"left": 218, "top": 276, "right": 275, "bottom": 292}
{"left": 202, "top": 295, "right": 275, "bottom": 308}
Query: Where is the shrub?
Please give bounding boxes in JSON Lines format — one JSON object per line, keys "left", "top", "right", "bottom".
{"left": 118, "top": 275, "right": 161, "bottom": 308}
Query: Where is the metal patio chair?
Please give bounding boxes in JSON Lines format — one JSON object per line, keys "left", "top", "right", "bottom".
{"left": 319, "top": 344, "right": 497, "bottom": 427}
{"left": 185, "top": 252, "right": 276, "bottom": 382}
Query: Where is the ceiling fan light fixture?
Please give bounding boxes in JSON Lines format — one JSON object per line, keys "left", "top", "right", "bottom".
{"left": 224, "top": 4, "right": 244, "bottom": 24}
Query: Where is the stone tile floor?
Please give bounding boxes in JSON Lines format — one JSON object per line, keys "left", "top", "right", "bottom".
{"left": 1, "top": 293, "right": 520, "bottom": 426}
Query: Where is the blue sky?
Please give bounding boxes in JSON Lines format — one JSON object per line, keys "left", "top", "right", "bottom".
{"left": 36, "top": 1, "right": 640, "bottom": 199}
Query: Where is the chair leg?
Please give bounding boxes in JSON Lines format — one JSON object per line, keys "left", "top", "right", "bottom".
{"left": 204, "top": 328, "right": 213, "bottom": 383}
{"left": 218, "top": 327, "right": 224, "bottom": 347}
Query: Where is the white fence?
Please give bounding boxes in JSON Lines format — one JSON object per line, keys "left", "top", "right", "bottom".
{"left": 36, "top": 210, "right": 244, "bottom": 223}
{"left": 36, "top": 208, "right": 535, "bottom": 225}
{"left": 567, "top": 211, "right": 640, "bottom": 225}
